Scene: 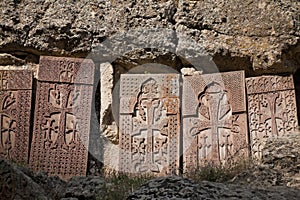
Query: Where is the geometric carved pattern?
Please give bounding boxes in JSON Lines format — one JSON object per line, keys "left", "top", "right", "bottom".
{"left": 29, "top": 56, "right": 94, "bottom": 180}
{"left": 119, "top": 74, "right": 180, "bottom": 175}
{"left": 246, "top": 75, "right": 298, "bottom": 159}
{"left": 0, "top": 70, "right": 32, "bottom": 164}
{"left": 182, "top": 71, "right": 248, "bottom": 171}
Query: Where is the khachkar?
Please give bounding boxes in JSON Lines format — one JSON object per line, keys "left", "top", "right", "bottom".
{"left": 0, "top": 70, "right": 32, "bottom": 164}
{"left": 30, "top": 56, "right": 94, "bottom": 180}
{"left": 246, "top": 75, "right": 298, "bottom": 159}
{"left": 182, "top": 71, "right": 248, "bottom": 170}
{"left": 119, "top": 74, "right": 180, "bottom": 175}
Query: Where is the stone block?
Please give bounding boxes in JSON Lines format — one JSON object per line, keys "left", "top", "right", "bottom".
{"left": 0, "top": 70, "right": 32, "bottom": 164}
{"left": 30, "top": 56, "right": 94, "bottom": 180}
{"left": 246, "top": 75, "right": 298, "bottom": 159}
{"left": 119, "top": 74, "right": 180, "bottom": 175}
{"left": 182, "top": 71, "right": 248, "bottom": 170}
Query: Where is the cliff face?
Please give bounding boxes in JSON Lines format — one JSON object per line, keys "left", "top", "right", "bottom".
{"left": 0, "top": 0, "right": 299, "bottom": 75}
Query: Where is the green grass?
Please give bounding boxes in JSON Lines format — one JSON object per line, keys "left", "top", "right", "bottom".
{"left": 101, "top": 173, "right": 154, "bottom": 200}
{"left": 98, "top": 158, "right": 252, "bottom": 199}
{"left": 184, "top": 159, "right": 251, "bottom": 183}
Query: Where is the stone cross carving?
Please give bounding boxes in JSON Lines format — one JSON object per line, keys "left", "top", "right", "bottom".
{"left": 30, "top": 56, "right": 94, "bottom": 180}
{"left": 59, "top": 60, "right": 75, "bottom": 82}
{"left": 0, "top": 92, "right": 17, "bottom": 159}
{"left": 182, "top": 71, "right": 248, "bottom": 170}
{"left": 42, "top": 85, "right": 80, "bottom": 150}
{"left": 0, "top": 70, "right": 32, "bottom": 164}
{"left": 190, "top": 82, "right": 233, "bottom": 163}
{"left": 131, "top": 79, "right": 170, "bottom": 172}
{"left": 119, "top": 74, "right": 180, "bottom": 175}
{"left": 0, "top": 71, "right": 8, "bottom": 91}
{"left": 246, "top": 75, "right": 298, "bottom": 159}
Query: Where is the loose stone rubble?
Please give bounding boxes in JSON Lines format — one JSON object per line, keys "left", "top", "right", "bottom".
{"left": 127, "top": 176, "right": 300, "bottom": 200}
{"left": 2, "top": 155, "right": 300, "bottom": 200}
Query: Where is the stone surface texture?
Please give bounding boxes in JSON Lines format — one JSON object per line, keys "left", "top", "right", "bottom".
{"left": 0, "top": 0, "right": 299, "bottom": 75}
{"left": 0, "top": 158, "right": 106, "bottom": 200}
{"left": 0, "top": 158, "right": 50, "bottom": 200}
{"left": 100, "top": 62, "right": 118, "bottom": 142}
{"left": 2, "top": 142, "right": 300, "bottom": 200}
{"left": 127, "top": 176, "right": 300, "bottom": 200}
{"left": 0, "top": 70, "right": 32, "bottom": 164}
{"left": 30, "top": 56, "right": 94, "bottom": 180}
{"left": 119, "top": 74, "right": 180, "bottom": 175}
{"left": 246, "top": 75, "right": 298, "bottom": 159}
{"left": 262, "top": 132, "right": 300, "bottom": 189}
{"left": 231, "top": 132, "right": 300, "bottom": 190}
{"left": 183, "top": 71, "right": 248, "bottom": 170}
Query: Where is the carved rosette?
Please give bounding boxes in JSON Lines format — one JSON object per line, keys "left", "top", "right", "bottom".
{"left": 30, "top": 56, "right": 94, "bottom": 180}
{"left": 119, "top": 74, "right": 180, "bottom": 175}
{"left": 182, "top": 71, "right": 248, "bottom": 171}
{"left": 0, "top": 70, "right": 32, "bottom": 164}
{"left": 246, "top": 75, "right": 298, "bottom": 159}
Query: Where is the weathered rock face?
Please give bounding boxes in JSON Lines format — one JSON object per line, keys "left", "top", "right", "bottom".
{"left": 2, "top": 157, "right": 300, "bottom": 200}
{"left": 0, "top": 158, "right": 107, "bottom": 200}
{"left": 127, "top": 176, "right": 300, "bottom": 200}
{"left": 0, "top": 158, "right": 61, "bottom": 200}
{"left": 0, "top": 159, "right": 65, "bottom": 199}
{"left": 231, "top": 132, "right": 300, "bottom": 190}
{"left": 0, "top": 0, "right": 299, "bottom": 75}
{"left": 262, "top": 132, "right": 300, "bottom": 189}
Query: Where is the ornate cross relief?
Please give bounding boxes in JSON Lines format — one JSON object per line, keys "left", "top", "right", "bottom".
{"left": 190, "top": 82, "right": 233, "bottom": 164}
{"left": 30, "top": 56, "right": 94, "bottom": 181}
{"left": 119, "top": 74, "right": 180, "bottom": 175}
{"left": 182, "top": 71, "right": 248, "bottom": 171}
{"left": 246, "top": 75, "right": 298, "bottom": 159}
{"left": 42, "top": 84, "right": 80, "bottom": 150}
{"left": 0, "top": 71, "right": 9, "bottom": 91}
{"left": 0, "top": 92, "right": 17, "bottom": 159}
{"left": 0, "top": 70, "right": 32, "bottom": 164}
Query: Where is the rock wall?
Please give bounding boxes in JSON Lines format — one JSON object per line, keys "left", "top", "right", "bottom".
{"left": 0, "top": 0, "right": 299, "bottom": 74}
{"left": 230, "top": 132, "right": 300, "bottom": 190}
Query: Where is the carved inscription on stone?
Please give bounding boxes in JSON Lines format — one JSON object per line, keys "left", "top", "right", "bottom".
{"left": 30, "top": 56, "right": 94, "bottom": 180}
{"left": 246, "top": 75, "right": 298, "bottom": 158}
{"left": 182, "top": 71, "right": 248, "bottom": 170}
{"left": 119, "top": 74, "right": 180, "bottom": 175}
{"left": 0, "top": 70, "right": 32, "bottom": 164}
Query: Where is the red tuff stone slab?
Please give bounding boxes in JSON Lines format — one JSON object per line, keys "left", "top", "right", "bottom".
{"left": 182, "top": 71, "right": 248, "bottom": 171}
{"left": 30, "top": 56, "right": 94, "bottom": 180}
{"left": 38, "top": 56, "right": 94, "bottom": 84}
{"left": 119, "top": 74, "right": 180, "bottom": 175}
{"left": 246, "top": 75, "right": 298, "bottom": 159}
{"left": 0, "top": 70, "right": 32, "bottom": 164}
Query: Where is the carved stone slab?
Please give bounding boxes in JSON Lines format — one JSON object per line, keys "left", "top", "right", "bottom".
{"left": 182, "top": 71, "right": 248, "bottom": 171}
{"left": 119, "top": 74, "right": 180, "bottom": 175}
{"left": 246, "top": 75, "right": 298, "bottom": 158}
{"left": 0, "top": 70, "right": 32, "bottom": 164}
{"left": 30, "top": 56, "right": 94, "bottom": 180}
